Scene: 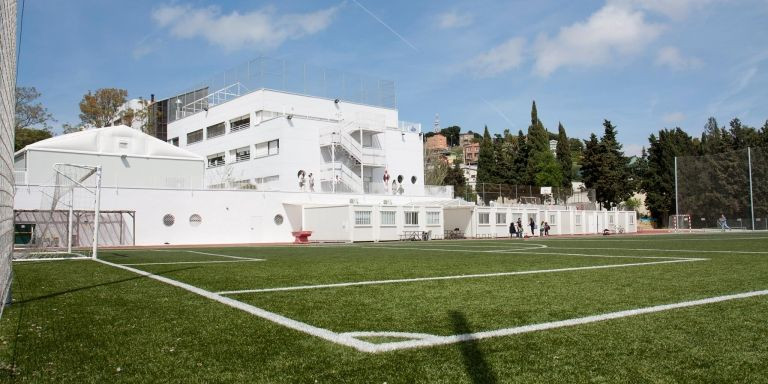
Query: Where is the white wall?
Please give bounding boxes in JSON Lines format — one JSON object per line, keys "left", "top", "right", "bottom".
{"left": 24, "top": 149, "right": 204, "bottom": 189}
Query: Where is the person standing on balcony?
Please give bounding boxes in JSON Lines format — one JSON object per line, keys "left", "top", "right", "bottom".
{"left": 308, "top": 173, "right": 315, "bottom": 192}
{"left": 383, "top": 169, "right": 391, "bottom": 193}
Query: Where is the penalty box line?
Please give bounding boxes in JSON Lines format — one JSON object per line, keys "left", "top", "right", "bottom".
{"left": 148, "top": 249, "right": 264, "bottom": 261}
{"left": 216, "top": 258, "right": 703, "bottom": 295}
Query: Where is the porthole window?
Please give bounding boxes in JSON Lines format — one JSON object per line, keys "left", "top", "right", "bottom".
{"left": 411, "top": 176, "right": 417, "bottom": 184}
{"left": 163, "top": 214, "right": 175, "bottom": 227}
{"left": 189, "top": 214, "right": 202, "bottom": 227}
{"left": 397, "top": 175, "right": 404, "bottom": 183}
{"left": 274, "top": 214, "right": 284, "bottom": 225}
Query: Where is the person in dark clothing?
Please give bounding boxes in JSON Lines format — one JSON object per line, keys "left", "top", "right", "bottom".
{"left": 516, "top": 218, "right": 523, "bottom": 238}
{"left": 529, "top": 217, "right": 535, "bottom": 236}
{"left": 509, "top": 222, "right": 515, "bottom": 238}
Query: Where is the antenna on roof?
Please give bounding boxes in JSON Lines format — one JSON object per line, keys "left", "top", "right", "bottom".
{"left": 433, "top": 113, "right": 440, "bottom": 133}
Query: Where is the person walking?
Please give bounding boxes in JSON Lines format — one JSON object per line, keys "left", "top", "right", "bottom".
{"left": 509, "top": 222, "right": 515, "bottom": 238}
{"left": 529, "top": 217, "right": 536, "bottom": 236}
{"left": 718, "top": 214, "right": 731, "bottom": 231}
{"left": 516, "top": 218, "right": 523, "bottom": 238}
{"left": 308, "top": 173, "right": 315, "bottom": 192}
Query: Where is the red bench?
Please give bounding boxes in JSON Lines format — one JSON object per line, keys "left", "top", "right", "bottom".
{"left": 291, "top": 231, "right": 313, "bottom": 244}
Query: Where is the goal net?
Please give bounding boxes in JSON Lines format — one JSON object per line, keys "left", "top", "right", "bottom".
{"left": 14, "top": 164, "right": 102, "bottom": 260}
{"left": 668, "top": 214, "right": 692, "bottom": 232}
{"left": 677, "top": 147, "right": 768, "bottom": 230}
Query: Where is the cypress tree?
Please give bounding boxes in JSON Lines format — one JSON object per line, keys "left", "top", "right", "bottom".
{"left": 555, "top": 122, "right": 572, "bottom": 188}
{"left": 476, "top": 126, "right": 497, "bottom": 184}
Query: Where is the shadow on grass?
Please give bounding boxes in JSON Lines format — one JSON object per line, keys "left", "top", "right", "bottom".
{"left": 450, "top": 311, "right": 498, "bottom": 384}
{"left": 12, "top": 266, "right": 199, "bottom": 305}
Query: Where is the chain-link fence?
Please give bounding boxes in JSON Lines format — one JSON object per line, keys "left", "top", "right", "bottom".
{"left": 677, "top": 147, "right": 767, "bottom": 230}
{"left": 168, "top": 56, "right": 396, "bottom": 123}
{"left": 457, "top": 183, "right": 597, "bottom": 209}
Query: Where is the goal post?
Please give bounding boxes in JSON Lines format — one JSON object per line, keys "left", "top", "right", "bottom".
{"left": 15, "top": 164, "right": 102, "bottom": 260}
{"left": 668, "top": 214, "right": 692, "bottom": 232}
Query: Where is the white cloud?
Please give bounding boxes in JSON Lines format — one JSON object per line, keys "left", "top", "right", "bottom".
{"left": 662, "top": 112, "right": 686, "bottom": 124}
{"left": 655, "top": 46, "right": 702, "bottom": 70}
{"left": 533, "top": 3, "right": 664, "bottom": 76}
{"left": 624, "top": 143, "right": 645, "bottom": 157}
{"left": 151, "top": 4, "right": 340, "bottom": 51}
{"left": 469, "top": 37, "right": 526, "bottom": 77}
{"left": 623, "top": 0, "right": 721, "bottom": 19}
{"left": 436, "top": 10, "right": 473, "bottom": 29}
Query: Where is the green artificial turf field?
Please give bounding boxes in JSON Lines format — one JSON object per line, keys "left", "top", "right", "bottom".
{"left": 1, "top": 233, "right": 767, "bottom": 383}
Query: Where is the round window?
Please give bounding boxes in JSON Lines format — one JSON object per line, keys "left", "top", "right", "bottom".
{"left": 189, "top": 214, "right": 202, "bottom": 227}
{"left": 163, "top": 214, "right": 175, "bottom": 227}
{"left": 397, "top": 175, "right": 404, "bottom": 183}
{"left": 274, "top": 214, "right": 284, "bottom": 225}
{"left": 411, "top": 176, "right": 417, "bottom": 184}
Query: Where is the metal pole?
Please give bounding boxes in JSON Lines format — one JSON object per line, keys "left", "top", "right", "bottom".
{"left": 748, "top": 147, "right": 755, "bottom": 230}
{"left": 92, "top": 167, "right": 102, "bottom": 259}
{"left": 674, "top": 156, "right": 679, "bottom": 233}
{"left": 67, "top": 192, "right": 74, "bottom": 254}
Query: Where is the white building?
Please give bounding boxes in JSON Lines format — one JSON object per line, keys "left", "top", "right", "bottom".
{"left": 13, "top": 125, "right": 205, "bottom": 189}
{"left": 166, "top": 88, "right": 425, "bottom": 195}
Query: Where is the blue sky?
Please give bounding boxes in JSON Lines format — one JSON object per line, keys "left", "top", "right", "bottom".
{"left": 17, "top": 0, "right": 768, "bottom": 155}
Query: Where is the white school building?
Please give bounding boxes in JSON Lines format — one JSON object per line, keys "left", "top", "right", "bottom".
{"left": 12, "top": 58, "right": 637, "bottom": 246}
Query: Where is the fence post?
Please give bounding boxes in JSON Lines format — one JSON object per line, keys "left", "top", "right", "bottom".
{"left": 748, "top": 147, "right": 755, "bottom": 230}
{"left": 674, "top": 156, "right": 679, "bottom": 232}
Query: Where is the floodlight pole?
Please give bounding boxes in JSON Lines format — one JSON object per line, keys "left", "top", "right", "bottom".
{"left": 674, "top": 156, "right": 679, "bottom": 233}
{"left": 748, "top": 147, "right": 755, "bottom": 231}
{"left": 92, "top": 167, "right": 102, "bottom": 259}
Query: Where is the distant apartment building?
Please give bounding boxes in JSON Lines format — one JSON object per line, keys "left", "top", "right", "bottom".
{"left": 459, "top": 132, "right": 475, "bottom": 147}
{"left": 463, "top": 142, "right": 480, "bottom": 165}
{"left": 425, "top": 133, "right": 448, "bottom": 151}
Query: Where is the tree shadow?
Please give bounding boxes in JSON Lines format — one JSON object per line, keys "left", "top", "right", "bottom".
{"left": 450, "top": 311, "right": 498, "bottom": 384}
{"left": 12, "top": 266, "right": 199, "bottom": 305}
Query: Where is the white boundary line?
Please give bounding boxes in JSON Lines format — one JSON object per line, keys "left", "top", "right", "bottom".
{"left": 216, "top": 259, "right": 701, "bottom": 295}
{"left": 350, "top": 289, "right": 768, "bottom": 352}
{"left": 94, "top": 258, "right": 378, "bottom": 352}
{"left": 544, "top": 246, "right": 768, "bottom": 255}
{"left": 95, "top": 257, "right": 765, "bottom": 354}
{"left": 121, "top": 259, "right": 264, "bottom": 266}
{"left": 148, "top": 249, "right": 258, "bottom": 261}
{"left": 360, "top": 246, "right": 702, "bottom": 260}
{"left": 13, "top": 256, "right": 91, "bottom": 262}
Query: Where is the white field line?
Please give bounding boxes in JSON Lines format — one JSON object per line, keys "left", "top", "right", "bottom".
{"left": 94, "top": 259, "right": 379, "bottom": 352}
{"left": 121, "top": 259, "right": 265, "bottom": 266}
{"left": 361, "top": 289, "right": 768, "bottom": 353}
{"left": 149, "top": 249, "right": 258, "bottom": 261}
{"left": 360, "top": 246, "right": 703, "bottom": 261}
{"left": 374, "top": 243, "right": 548, "bottom": 249}
{"left": 541, "top": 236, "right": 768, "bottom": 242}
{"left": 13, "top": 256, "right": 91, "bottom": 262}
{"left": 216, "top": 259, "right": 701, "bottom": 295}
{"left": 544, "top": 246, "right": 768, "bottom": 255}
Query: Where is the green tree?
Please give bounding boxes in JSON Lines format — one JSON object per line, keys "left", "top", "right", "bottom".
{"left": 440, "top": 126, "right": 461, "bottom": 147}
{"left": 533, "top": 151, "right": 563, "bottom": 187}
{"left": 593, "top": 120, "right": 632, "bottom": 209}
{"left": 525, "top": 101, "right": 550, "bottom": 184}
{"left": 15, "top": 86, "right": 55, "bottom": 131}
{"left": 476, "top": 126, "right": 498, "bottom": 185}
{"left": 79, "top": 88, "right": 128, "bottom": 128}
{"left": 581, "top": 134, "right": 600, "bottom": 193}
{"left": 15, "top": 128, "right": 52, "bottom": 151}
{"left": 61, "top": 123, "right": 84, "bottom": 134}
{"left": 555, "top": 122, "right": 572, "bottom": 187}
{"left": 514, "top": 130, "right": 530, "bottom": 185}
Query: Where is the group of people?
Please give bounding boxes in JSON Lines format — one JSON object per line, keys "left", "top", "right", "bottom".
{"left": 508, "top": 217, "right": 551, "bottom": 238}
{"left": 297, "top": 170, "right": 315, "bottom": 192}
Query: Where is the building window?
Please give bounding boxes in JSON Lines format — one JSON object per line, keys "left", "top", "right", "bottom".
{"left": 427, "top": 212, "right": 440, "bottom": 225}
{"left": 496, "top": 213, "right": 506, "bottom": 224}
{"left": 234, "top": 146, "right": 250, "bottom": 162}
{"left": 254, "top": 139, "right": 279, "bottom": 158}
{"left": 381, "top": 211, "right": 396, "bottom": 226}
{"left": 575, "top": 215, "right": 582, "bottom": 226}
{"left": 254, "top": 175, "right": 279, "bottom": 190}
{"left": 609, "top": 215, "right": 615, "bottom": 224}
{"left": 207, "top": 122, "right": 225, "bottom": 138}
{"left": 405, "top": 211, "right": 419, "bottom": 225}
{"left": 230, "top": 115, "right": 250, "bottom": 132}
{"left": 355, "top": 211, "right": 371, "bottom": 226}
{"left": 548, "top": 214, "right": 556, "bottom": 224}
{"left": 168, "top": 137, "right": 179, "bottom": 146}
{"left": 629, "top": 215, "right": 635, "bottom": 224}
{"left": 207, "top": 152, "right": 225, "bottom": 168}
{"left": 479, "top": 212, "right": 490, "bottom": 225}
{"left": 268, "top": 139, "right": 279, "bottom": 155}
{"left": 187, "top": 129, "right": 203, "bottom": 145}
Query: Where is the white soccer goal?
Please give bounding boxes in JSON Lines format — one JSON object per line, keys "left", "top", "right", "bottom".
{"left": 14, "top": 164, "right": 102, "bottom": 260}
{"left": 668, "top": 214, "right": 692, "bottom": 232}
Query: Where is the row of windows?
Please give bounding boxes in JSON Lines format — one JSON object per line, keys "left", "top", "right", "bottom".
{"left": 354, "top": 211, "right": 441, "bottom": 226}
{"left": 476, "top": 213, "right": 632, "bottom": 226}
{"left": 206, "top": 139, "right": 279, "bottom": 168}
{"left": 169, "top": 110, "right": 338, "bottom": 147}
